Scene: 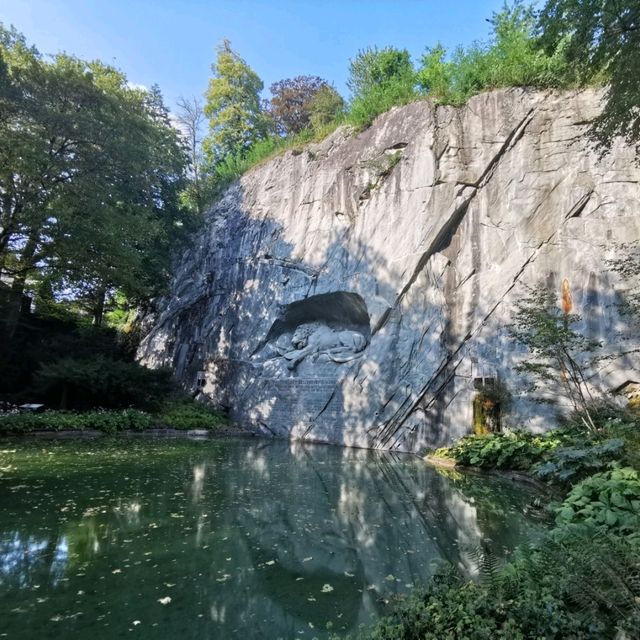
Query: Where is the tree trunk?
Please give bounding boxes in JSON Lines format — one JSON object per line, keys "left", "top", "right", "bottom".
{"left": 92, "top": 288, "right": 107, "bottom": 327}
{"left": 1, "top": 233, "right": 38, "bottom": 344}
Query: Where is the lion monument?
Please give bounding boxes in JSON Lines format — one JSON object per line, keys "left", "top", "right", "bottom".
{"left": 274, "top": 322, "right": 367, "bottom": 370}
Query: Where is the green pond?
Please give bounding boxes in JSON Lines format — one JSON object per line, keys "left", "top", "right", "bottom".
{"left": 0, "top": 437, "right": 544, "bottom": 639}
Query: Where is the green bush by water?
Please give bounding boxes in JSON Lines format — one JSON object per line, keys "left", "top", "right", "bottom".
{"left": 355, "top": 527, "right": 640, "bottom": 640}
{"left": 0, "top": 401, "right": 229, "bottom": 434}
{"left": 359, "top": 406, "right": 640, "bottom": 639}
{"left": 156, "top": 401, "right": 228, "bottom": 430}
{"left": 0, "top": 409, "right": 153, "bottom": 434}
{"left": 433, "top": 430, "right": 567, "bottom": 471}
{"left": 555, "top": 467, "right": 640, "bottom": 533}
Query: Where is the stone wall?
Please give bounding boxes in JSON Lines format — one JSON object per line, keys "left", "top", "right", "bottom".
{"left": 139, "top": 88, "right": 640, "bottom": 452}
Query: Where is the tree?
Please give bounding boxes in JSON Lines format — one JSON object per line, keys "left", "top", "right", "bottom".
{"left": 176, "top": 96, "right": 206, "bottom": 215}
{"left": 308, "top": 84, "right": 345, "bottom": 131}
{"left": 203, "top": 39, "right": 268, "bottom": 161}
{"left": 538, "top": 0, "right": 640, "bottom": 149}
{"left": 346, "top": 46, "right": 417, "bottom": 127}
{"left": 509, "top": 282, "right": 601, "bottom": 432}
{"left": 0, "top": 26, "right": 188, "bottom": 334}
{"left": 347, "top": 46, "right": 415, "bottom": 98}
{"left": 268, "top": 75, "right": 343, "bottom": 136}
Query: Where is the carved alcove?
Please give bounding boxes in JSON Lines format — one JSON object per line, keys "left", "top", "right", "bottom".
{"left": 256, "top": 291, "right": 371, "bottom": 375}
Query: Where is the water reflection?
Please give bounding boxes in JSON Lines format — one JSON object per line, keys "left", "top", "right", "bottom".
{"left": 0, "top": 438, "right": 543, "bottom": 638}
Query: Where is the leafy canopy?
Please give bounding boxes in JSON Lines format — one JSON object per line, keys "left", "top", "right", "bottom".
{"left": 268, "top": 75, "right": 342, "bottom": 136}
{"left": 203, "top": 39, "right": 268, "bottom": 161}
{"left": 347, "top": 46, "right": 417, "bottom": 127}
{"left": 538, "top": 0, "right": 640, "bottom": 150}
{"left": 0, "top": 25, "right": 188, "bottom": 329}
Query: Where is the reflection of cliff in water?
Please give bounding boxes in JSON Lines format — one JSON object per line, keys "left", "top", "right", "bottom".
{"left": 0, "top": 439, "right": 543, "bottom": 639}
{"left": 223, "top": 441, "right": 542, "bottom": 634}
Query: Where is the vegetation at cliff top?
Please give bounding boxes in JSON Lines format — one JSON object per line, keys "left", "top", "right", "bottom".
{"left": 191, "top": 0, "right": 639, "bottom": 208}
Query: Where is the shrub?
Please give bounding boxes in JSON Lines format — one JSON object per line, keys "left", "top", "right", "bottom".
{"left": 417, "top": 2, "right": 573, "bottom": 106}
{"left": 554, "top": 467, "right": 640, "bottom": 533}
{"left": 33, "top": 356, "right": 175, "bottom": 411}
{"left": 533, "top": 438, "right": 624, "bottom": 485}
{"left": 360, "top": 564, "right": 600, "bottom": 640}
{"left": 436, "top": 430, "right": 565, "bottom": 470}
{"left": 346, "top": 46, "right": 417, "bottom": 128}
{"left": 359, "top": 528, "right": 640, "bottom": 640}
{"left": 0, "top": 409, "right": 153, "bottom": 434}
{"left": 157, "top": 400, "right": 227, "bottom": 430}
{"left": 347, "top": 81, "right": 417, "bottom": 129}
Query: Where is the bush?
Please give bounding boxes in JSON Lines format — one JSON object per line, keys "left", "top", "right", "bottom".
{"left": 157, "top": 400, "right": 228, "bottom": 430}
{"left": 533, "top": 438, "right": 624, "bottom": 485}
{"left": 554, "top": 467, "right": 640, "bottom": 533}
{"left": 347, "top": 81, "right": 417, "bottom": 129}
{"left": 359, "top": 528, "right": 640, "bottom": 640}
{"left": 360, "top": 563, "right": 601, "bottom": 640}
{"left": 33, "top": 356, "right": 175, "bottom": 411}
{"left": 0, "top": 409, "right": 153, "bottom": 434}
{"left": 417, "top": 3, "right": 573, "bottom": 106}
{"left": 435, "top": 430, "right": 566, "bottom": 470}
{"left": 346, "top": 46, "right": 417, "bottom": 129}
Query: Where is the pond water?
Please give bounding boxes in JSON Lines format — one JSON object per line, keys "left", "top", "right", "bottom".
{"left": 0, "top": 437, "right": 544, "bottom": 639}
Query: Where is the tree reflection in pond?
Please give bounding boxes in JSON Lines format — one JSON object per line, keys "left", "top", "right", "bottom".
{"left": 0, "top": 438, "right": 544, "bottom": 638}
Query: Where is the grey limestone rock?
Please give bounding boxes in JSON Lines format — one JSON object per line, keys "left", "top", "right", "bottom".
{"left": 138, "top": 88, "right": 640, "bottom": 452}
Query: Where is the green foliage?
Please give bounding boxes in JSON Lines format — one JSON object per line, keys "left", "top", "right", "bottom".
{"left": 308, "top": 84, "right": 346, "bottom": 131}
{"left": 437, "top": 430, "right": 565, "bottom": 470}
{"left": 360, "top": 527, "right": 640, "bottom": 640}
{"left": 510, "top": 283, "right": 601, "bottom": 431}
{"left": 360, "top": 563, "right": 601, "bottom": 639}
{"left": 0, "top": 409, "right": 153, "bottom": 434}
{"left": 347, "top": 46, "right": 417, "bottom": 128}
{"left": 203, "top": 39, "right": 268, "bottom": 161}
{"left": 268, "top": 75, "right": 343, "bottom": 136}
{"left": 417, "top": 2, "right": 573, "bottom": 105}
{"left": 157, "top": 400, "right": 228, "bottom": 430}
{"left": 33, "top": 356, "right": 175, "bottom": 411}
{"left": 533, "top": 438, "right": 624, "bottom": 484}
{"left": 555, "top": 467, "right": 640, "bottom": 532}
{"left": 0, "top": 24, "right": 189, "bottom": 333}
{"left": 207, "top": 123, "right": 340, "bottom": 195}
{"left": 538, "top": 0, "right": 640, "bottom": 150}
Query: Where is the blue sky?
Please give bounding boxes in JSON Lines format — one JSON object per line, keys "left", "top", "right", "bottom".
{"left": 2, "top": 1, "right": 510, "bottom": 111}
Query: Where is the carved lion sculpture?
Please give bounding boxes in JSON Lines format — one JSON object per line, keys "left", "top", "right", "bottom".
{"left": 278, "top": 322, "right": 367, "bottom": 370}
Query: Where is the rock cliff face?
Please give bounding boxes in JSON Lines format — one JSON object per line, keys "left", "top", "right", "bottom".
{"left": 139, "top": 88, "right": 640, "bottom": 452}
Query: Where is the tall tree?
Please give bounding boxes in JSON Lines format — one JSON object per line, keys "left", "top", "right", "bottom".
{"left": 538, "top": 0, "right": 640, "bottom": 149}
{"left": 176, "top": 96, "right": 206, "bottom": 215}
{"left": 0, "top": 26, "right": 188, "bottom": 334}
{"left": 203, "top": 39, "right": 267, "bottom": 161}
